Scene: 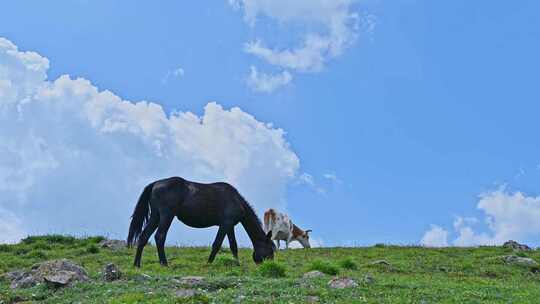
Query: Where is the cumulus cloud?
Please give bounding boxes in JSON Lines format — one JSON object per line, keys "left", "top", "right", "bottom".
{"left": 0, "top": 37, "right": 300, "bottom": 244}
{"left": 421, "top": 188, "right": 540, "bottom": 247}
{"left": 246, "top": 66, "right": 292, "bottom": 93}
{"left": 230, "top": 0, "right": 369, "bottom": 91}
{"left": 420, "top": 225, "right": 448, "bottom": 247}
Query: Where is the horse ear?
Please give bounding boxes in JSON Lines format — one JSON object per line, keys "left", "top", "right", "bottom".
{"left": 266, "top": 231, "right": 272, "bottom": 240}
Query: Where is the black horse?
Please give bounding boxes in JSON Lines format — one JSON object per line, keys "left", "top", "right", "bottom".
{"left": 127, "top": 176, "right": 275, "bottom": 267}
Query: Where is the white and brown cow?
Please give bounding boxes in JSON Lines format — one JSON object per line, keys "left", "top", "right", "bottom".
{"left": 263, "top": 208, "right": 312, "bottom": 249}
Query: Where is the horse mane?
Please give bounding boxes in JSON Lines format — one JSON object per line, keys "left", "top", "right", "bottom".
{"left": 238, "top": 193, "right": 263, "bottom": 229}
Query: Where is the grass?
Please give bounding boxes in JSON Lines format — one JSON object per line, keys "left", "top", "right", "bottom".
{"left": 0, "top": 236, "right": 539, "bottom": 303}
{"left": 257, "top": 261, "right": 287, "bottom": 278}
{"left": 309, "top": 259, "right": 339, "bottom": 275}
{"left": 338, "top": 257, "right": 358, "bottom": 270}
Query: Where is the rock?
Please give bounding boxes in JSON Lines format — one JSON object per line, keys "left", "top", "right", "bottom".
{"left": 99, "top": 239, "right": 127, "bottom": 251}
{"left": 102, "top": 263, "right": 121, "bottom": 281}
{"left": 134, "top": 273, "right": 153, "bottom": 282}
{"left": 306, "top": 296, "right": 320, "bottom": 303}
{"left": 235, "top": 295, "right": 246, "bottom": 303}
{"left": 10, "top": 272, "right": 41, "bottom": 289}
{"left": 362, "top": 274, "right": 375, "bottom": 284}
{"left": 503, "top": 240, "right": 531, "bottom": 251}
{"left": 370, "top": 260, "right": 391, "bottom": 266}
{"left": 1, "top": 270, "right": 25, "bottom": 282}
{"left": 44, "top": 271, "right": 81, "bottom": 288}
{"left": 328, "top": 277, "right": 358, "bottom": 289}
{"left": 7, "top": 259, "right": 89, "bottom": 289}
{"left": 303, "top": 271, "right": 325, "bottom": 279}
{"left": 175, "top": 289, "right": 200, "bottom": 298}
{"left": 502, "top": 255, "right": 538, "bottom": 267}
{"left": 177, "top": 276, "right": 205, "bottom": 287}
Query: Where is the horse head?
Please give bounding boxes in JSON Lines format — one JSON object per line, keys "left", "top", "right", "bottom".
{"left": 253, "top": 231, "right": 275, "bottom": 264}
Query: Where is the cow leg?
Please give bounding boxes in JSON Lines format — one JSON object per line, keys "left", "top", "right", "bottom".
{"left": 208, "top": 225, "right": 229, "bottom": 263}
{"left": 285, "top": 240, "right": 290, "bottom": 249}
{"left": 134, "top": 212, "right": 159, "bottom": 268}
{"left": 276, "top": 239, "right": 281, "bottom": 250}
{"left": 227, "top": 228, "right": 240, "bottom": 265}
{"left": 155, "top": 212, "right": 174, "bottom": 266}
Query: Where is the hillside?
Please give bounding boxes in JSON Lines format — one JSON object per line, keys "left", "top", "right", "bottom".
{"left": 0, "top": 235, "right": 539, "bottom": 303}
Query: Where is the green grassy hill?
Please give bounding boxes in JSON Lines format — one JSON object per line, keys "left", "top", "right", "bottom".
{"left": 0, "top": 235, "right": 539, "bottom": 303}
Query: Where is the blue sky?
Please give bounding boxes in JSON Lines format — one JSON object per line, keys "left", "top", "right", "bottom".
{"left": 1, "top": 1, "right": 540, "bottom": 247}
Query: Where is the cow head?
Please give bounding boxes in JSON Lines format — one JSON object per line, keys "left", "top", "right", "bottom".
{"left": 296, "top": 229, "right": 312, "bottom": 249}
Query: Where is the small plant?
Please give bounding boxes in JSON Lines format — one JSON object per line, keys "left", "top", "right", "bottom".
{"left": 32, "top": 242, "right": 52, "bottom": 250}
{"left": 14, "top": 247, "right": 30, "bottom": 256}
{"left": 258, "top": 261, "right": 287, "bottom": 278}
{"left": 26, "top": 250, "right": 48, "bottom": 259}
{"left": 214, "top": 255, "right": 239, "bottom": 267}
{"left": 86, "top": 244, "right": 100, "bottom": 254}
{"left": 516, "top": 251, "right": 528, "bottom": 258}
{"left": 0, "top": 244, "right": 11, "bottom": 252}
{"left": 22, "top": 234, "right": 77, "bottom": 245}
{"left": 309, "top": 260, "right": 339, "bottom": 275}
{"left": 85, "top": 236, "right": 106, "bottom": 244}
{"left": 339, "top": 258, "right": 358, "bottom": 270}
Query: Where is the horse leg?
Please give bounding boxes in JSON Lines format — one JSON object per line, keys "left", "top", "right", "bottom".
{"left": 134, "top": 213, "right": 159, "bottom": 268}
{"left": 227, "top": 228, "right": 240, "bottom": 264}
{"left": 155, "top": 212, "right": 174, "bottom": 266}
{"left": 208, "top": 225, "right": 229, "bottom": 263}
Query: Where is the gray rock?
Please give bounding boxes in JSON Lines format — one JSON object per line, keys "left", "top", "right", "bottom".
{"left": 503, "top": 240, "right": 531, "bottom": 251}
{"left": 8, "top": 259, "right": 89, "bottom": 289}
{"left": 10, "top": 272, "right": 41, "bottom": 289}
{"left": 370, "top": 260, "right": 391, "bottom": 266}
{"left": 328, "top": 277, "right": 358, "bottom": 289}
{"left": 175, "top": 289, "right": 200, "bottom": 298}
{"left": 99, "top": 239, "right": 127, "bottom": 251}
{"left": 1, "top": 270, "right": 25, "bottom": 282}
{"left": 134, "top": 273, "right": 153, "bottom": 282}
{"left": 502, "top": 255, "right": 538, "bottom": 267}
{"left": 362, "top": 274, "right": 375, "bottom": 284}
{"left": 44, "top": 271, "right": 81, "bottom": 288}
{"left": 102, "top": 263, "right": 122, "bottom": 281}
{"left": 177, "top": 276, "right": 205, "bottom": 287}
{"left": 307, "top": 296, "right": 320, "bottom": 303}
{"left": 303, "top": 270, "right": 325, "bottom": 279}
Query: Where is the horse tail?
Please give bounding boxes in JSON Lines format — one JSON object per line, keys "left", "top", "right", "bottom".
{"left": 127, "top": 182, "right": 155, "bottom": 247}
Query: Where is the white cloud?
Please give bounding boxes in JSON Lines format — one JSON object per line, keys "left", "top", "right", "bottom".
{"left": 421, "top": 188, "right": 540, "bottom": 247}
{"left": 231, "top": 0, "right": 368, "bottom": 91}
{"left": 0, "top": 208, "right": 26, "bottom": 243}
{"left": 297, "top": 172, "right": 326, "bottom": 194}
{"left": 0, "top": 37, "right": 301, "bottom": 244}
{"left": 172, "top": 67, "right": 185, "bottom": 77}
{"left": 323, "top": 173, "right": 342, "bottom": 184}
{"left": 298, "top": 172, "right": 315, "bottom": 186}
{"left": 420, "top": 225, "right": 448, "bottom": 247}
{"left": 161, "top": 67, "right": 185, "bottom": 84}
{"left": 288, "top": 237, "right": 324, "bottom": 249}
{"left": 246, "top": 66, "right": 292, "bottom": 93}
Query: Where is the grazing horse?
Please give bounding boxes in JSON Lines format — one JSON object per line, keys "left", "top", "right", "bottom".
{"left": 127, "top": 177, "right": 275, "bottom": 267}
